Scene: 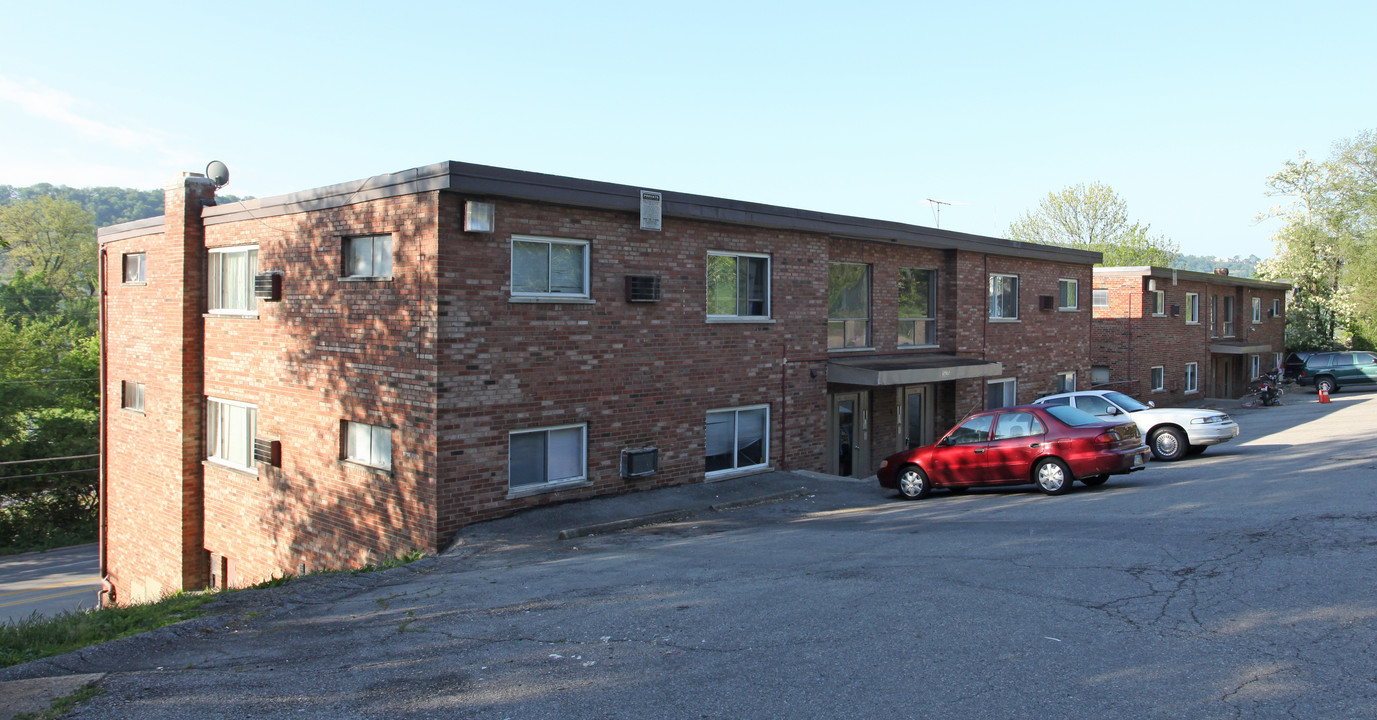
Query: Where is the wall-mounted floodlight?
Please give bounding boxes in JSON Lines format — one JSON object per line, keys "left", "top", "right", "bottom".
{"left": 464, "top": 201, "right": 495, "bottom": 233}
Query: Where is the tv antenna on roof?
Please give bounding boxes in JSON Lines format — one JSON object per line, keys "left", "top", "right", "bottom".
{"left": 925, "top": 198, "right": 951, "bottom": 228}
{"left": 206, "top": 160, "right": 230, "bottom": 189}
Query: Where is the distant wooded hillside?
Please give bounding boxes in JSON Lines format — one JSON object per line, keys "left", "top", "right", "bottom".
{"left": 0, "top": 184, "right": 248, "bottom": 227}
{"left": 1169, "top": 253, "right": 1263, "bottom": 278}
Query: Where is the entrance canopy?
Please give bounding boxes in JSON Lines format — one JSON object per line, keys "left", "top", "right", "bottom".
{"left": 1209, "top": 340, "right": 1273, "bottom": 355}
{"left": 827, "top": 353, "right": 1003, "bottom": 387}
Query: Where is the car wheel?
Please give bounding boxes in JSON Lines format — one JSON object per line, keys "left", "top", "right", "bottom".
{"left": 1186, "top": 444, "right": 1207, "bottom": 456}
{"left": 1317, "top": 376, "right": 1338, "bottom": 394}
{"left": 1034, "top": 458, "right": 1073, "bottom": 495}
{"left": 896, "top": 465, "right": 931, "bottom": 500}
{"left": 1149, "top": 427, "right": 1187, "bottom": 461}
{"left": 1080, "top": 475, "right": 1109, "bottom": 487}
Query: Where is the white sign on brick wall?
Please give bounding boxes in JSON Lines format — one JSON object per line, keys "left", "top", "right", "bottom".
{"left": 639, "top": 190, "right": 662, "bottom": 231}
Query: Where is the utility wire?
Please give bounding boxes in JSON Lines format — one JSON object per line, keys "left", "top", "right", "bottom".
{"left": 0, "top": 454, "right": 100, "bottom": 467}
{"left": 0, "top": 468, "right": 98, "bottom": 481}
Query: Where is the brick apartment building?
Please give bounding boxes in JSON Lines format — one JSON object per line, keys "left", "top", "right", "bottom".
{"left": 97, "top": 161, "right": 1099, "bottom": 603}
{"left": 1091, "top": 266, "right": 1290, "bottom": 405}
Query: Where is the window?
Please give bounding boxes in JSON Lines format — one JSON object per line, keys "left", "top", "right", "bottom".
{"left": 511, "top": 236, "right": 589, "bottom": 298}
{"left": 706, "top": 406, "right": 769, "bottom": 474}
{"left": 1055, "top": 371, "right": 1076, "bottom": 394}
{"left": 988, "top": 274, "right": 1018, "bottom": 320}
{"left": 122, "top": 253, "right": 146, "bottom": 283}
{"left": 1211, "top": 295, "right": 1219, "bottom": 337}
{"left": 994, "top": 412, "right": 1045, "bottom": 440}
{"left": 1250, "top": 354, "right": 1261, "bottom": 380}
{"left": 343, "top": 234, "right": 393, "bottom": 279}
{"left": 898, "top": 268, "right": 936, "bottom": 346}
{"left": 1075, "top": 394, "right": 1117, "bottom": 417}
{"left": 208, "top": 246, "right": 259, "bottom": 314}
{"left": 1273, "top": 352, "right": 1283, "bottom": 373}
{"left": 1092, "top": 289, "right": 1109, "bottom": 308}
{"left": 207, "top": 397, "right": 257, "bottom": 472}
{"left": 1185, "top": 293, "right": 1199, "bottom": 324}
{"left": 1091, "top": 365, "right": 1110, "bottom": 385}
{"left": 1150, "top": 366, "right": 1165, "bottom": 392}
{"left": 1151, "top": 290, "right": 1166, "bottom": 315}
{"left": 121, "top": 381, "right": 144, "bottom": 412}
{"left": 345, "top": 421, "right": 392, "bottom": 470}
{"left": 1252, "top": 297, "right": 1262, "bottom": 324}
{"left": 509, "top": 424, "right": 586, "bottom": 492}
{"left": 1272, "top": 299, "right": 1281, "bottom": 318}
{"left": 707, "top": 252, "right": 770, "bottom": 317}
{"left": 986, "top": 378, "right": 1017, "bottom": 409}
{"left": 947, "top": 415, "right": 994, "bottom": 445}
{"left": 1185, "top": 362, "right": 1198, "bottom": 394}
{"left": 1058, "top": 279, "right": 1078, "bottom": 310}
{"left": 1222, "top": 296, "right": 1235, "bottom": 337}
{"left": 828, "top": 263, "right": 870, "bottom": 349}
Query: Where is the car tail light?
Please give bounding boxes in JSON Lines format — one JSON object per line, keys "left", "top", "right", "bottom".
{"left": 1094, "top": 430, "right": 1121, "bottom": 444}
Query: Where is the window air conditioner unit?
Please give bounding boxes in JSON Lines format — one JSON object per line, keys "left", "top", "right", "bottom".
{"left": 1038, "top": 295, "right": 1055, "bottom": 311}
{"left": 621, "top": 447, "right": 658, "bottom": 478}
{"left": 1171, "top": 305, "right": 1181, "bottom": 317}
{"left": 254, "top": 272, "right": 282, "bottom": 301}
{"left": 254, "top": 438, "right": 281, "bottom": 466}
{"left": 625, "top": 275, "right": 662, "bottom": 303}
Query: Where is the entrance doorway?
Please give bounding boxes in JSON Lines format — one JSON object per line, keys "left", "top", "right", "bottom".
{"left": 900, "top": 385, "right": 935, "bottom": 450}
{"left": 828, "top": 391, "right": 870, "bottom": 477}
{"left": 1212, "top": 356, "right": 1235, "bottom": 398}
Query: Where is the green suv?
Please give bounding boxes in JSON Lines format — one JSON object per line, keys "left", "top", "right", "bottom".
{"left": 1296, "top": 351, "right": 1377, "bottom": 393}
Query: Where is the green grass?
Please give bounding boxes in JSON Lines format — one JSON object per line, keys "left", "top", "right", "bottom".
{"left": 10, "top": 681, "right": 103, "bottom": 720}
{"left": 0, "top": 591, "right": 216, "bottom": 669}
{"left": 0, "top": 550, "right": 428, "bottom": 669}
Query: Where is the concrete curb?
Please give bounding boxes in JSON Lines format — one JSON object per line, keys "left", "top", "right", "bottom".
{"left": 0, "top": 672, "right": 104, "bottom": 720}
{"left": 708, "top": 489, "right": 812, "bottom": 512}
{"left": 557, "top": 509, "right": 696, "bottom": 540}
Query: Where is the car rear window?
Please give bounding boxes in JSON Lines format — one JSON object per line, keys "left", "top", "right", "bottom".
{"left": 1043, "top": 405, "right": 1106, "bottom": 427}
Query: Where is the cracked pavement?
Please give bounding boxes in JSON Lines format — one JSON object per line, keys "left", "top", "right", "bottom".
{"left": 5, "top": 392, "right": 1377, "bottom": 718}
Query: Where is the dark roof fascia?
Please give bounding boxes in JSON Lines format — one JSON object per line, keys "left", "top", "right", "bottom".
{"left": 96, "top": 216, "right": 163, "bottom": 244}
{"left": 169, "top": 160, "right": 1100, "bottom": 266}
{"left": 1095, "top": 265, "right": 1291, "bottom": 292}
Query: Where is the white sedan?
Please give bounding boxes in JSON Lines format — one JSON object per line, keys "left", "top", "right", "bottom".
{"left": 1034, "top": 390, "right": 1239, "bottom": 461}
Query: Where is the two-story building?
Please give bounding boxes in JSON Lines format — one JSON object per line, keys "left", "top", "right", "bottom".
{"left": 1091, "top": 266, "right": 1289, "bottom": 404}
{"left": 97, "top": 161, "right": 1100, "bottom": 603}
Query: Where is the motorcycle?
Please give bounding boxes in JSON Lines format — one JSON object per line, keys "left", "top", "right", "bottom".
{"left": 1241, "top": 370, "right": 1285, "bottom": 408}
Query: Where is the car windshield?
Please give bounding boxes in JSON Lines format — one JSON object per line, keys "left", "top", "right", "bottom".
{"left": 1043, "top": 405, "right": 1106, "bottom": 427}
{"left": 1104, "top": 392, "right": 1151, "bottom": 412}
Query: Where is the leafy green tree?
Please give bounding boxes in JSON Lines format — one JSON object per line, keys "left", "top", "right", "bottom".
{"left": 0, "top": 196, "right": 96, "bottom": 297}
{"left": 1007, "top": 182, "right": 1179, "bottom": 267}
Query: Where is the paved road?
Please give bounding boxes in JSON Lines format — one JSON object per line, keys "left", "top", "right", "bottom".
{"left": 6, "top": 390, "right": 1377, "bottom": 719}
{"left": 0, "top": 544, "right": 100, "bottom": 625}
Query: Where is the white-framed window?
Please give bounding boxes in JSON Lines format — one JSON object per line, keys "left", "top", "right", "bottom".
{"left": 1185, "top": 362, "right": 1198, "bottom": 394}
{"left": 1055, "top": 371, "right": 1076, "bottom": 394}
{"left": 1222, "top": 296, "right": 1235, "bottom": 337}
{"left": 1273, "top": 352, "right": 1283, "bottom": 372}
{"left": 1058, "top": 279, "right": 1078, "bottom": 310}
{"left": 1185, "top": 293, "right": 1199, "bottom": 324}
{"left": 343, "top": 234, "right": 393, "bottom": 279}
{"left": 121, "top": 381, "right": 144, "bottom": 412}
{"left": 1151, "top": 289, "right": 1166, "bottom": 316}
{"left": 828, "top": 262, "right": 871, "bottom": 349}
{"left": 122, "top": 253, "right": 146, "bottom": 284}
{"left": 898, "top": 267, "right": 937, "bottom": 347}
{"left": 509, "top": 423, "right": 587, "bottom": 492}
{"left": 1092, "top": 289, "right": 1109, "bottom": 308}
{"left": 511, "top": 236, "right": 590, "bottom": 298}
{"left": 1250, "top": 354, "right": 1261, "bottom": 379}
{"left": 345, "top": 421, "right": 392, "bottom": 470}
{"left": 208, "top": 246, "right": 259, "bottom": 314}
{"left": 1091, "top": 365, "right": 1110, "bottom": 385}
{"left": 707, "top": 251, "right": 770, "bottom": 318}
{"left": 706, "top": 405, "right": 769, "bottom": 475}
{"left": 1272, "top": 299, "right": 1281, "bottom": 318}
{"left": 988, "top": 274, "right": 1018, "bottom": 320}
{"left": 1252, "top": 297, "right": 1262, "bottom": 324}
{"left": 207, "top": 397, "right": 257, "bottom": 472}
{"left": 1150, "top": 366, "right": 1165, "bottom": 392}
{"left": 986, "top": 378, "right": 1017, "bottom": 409}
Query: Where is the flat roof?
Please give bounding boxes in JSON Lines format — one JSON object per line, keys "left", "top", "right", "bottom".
{"left": 1095, "top": 265, "right": 1291, "bottom": 291}
{"left": 828, "top": 353, "right": 1003, "bottom": 386}
{"left": 98, "top": 161, "right": 1101, "bottom": 265}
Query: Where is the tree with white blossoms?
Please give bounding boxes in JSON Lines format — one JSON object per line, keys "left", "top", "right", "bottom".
{"left": 1257, "top": 130, "right": 1377, "bottom": 351}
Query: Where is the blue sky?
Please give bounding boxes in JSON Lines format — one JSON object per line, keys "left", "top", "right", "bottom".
{"left": 2, "top": 1, "right": 1373, "bottom": 259}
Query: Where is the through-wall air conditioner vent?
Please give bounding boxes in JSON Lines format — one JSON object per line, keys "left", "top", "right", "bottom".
{"left": 1171, "top": 304, "right": 1181, "bottom": 317}
{"left": 255, "top": 272, "right": 282, "bottom": 301}
{"left": 625, "top": 275, "right": 662, "bottom": 303}
{"left": 254, "top": 438, "right": 281, "bottom": 466}
{"left": 621, "top": 447, "right": 659, "bottom": 478}
{"left": 1038, "top": 295, "right": 1055, "bottom": 311}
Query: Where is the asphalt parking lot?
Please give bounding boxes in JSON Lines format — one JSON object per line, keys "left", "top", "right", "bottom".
{"left": 3, "top": 388, "right": 1376, "bottom": 719}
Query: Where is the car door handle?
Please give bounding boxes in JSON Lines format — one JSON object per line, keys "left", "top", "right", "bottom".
{"left": 973, "top": 449, "right": 985, "bottom": 454}
{"left": 1028, "top": 443, "right": 1042, "bottom": 448}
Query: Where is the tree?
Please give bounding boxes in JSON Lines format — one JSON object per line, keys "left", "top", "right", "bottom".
{"left": 1007, "top": 182, "right": 1179, "bottom": 267}
{"left": 0, "top": 196, "right": 96, "bottom": 298}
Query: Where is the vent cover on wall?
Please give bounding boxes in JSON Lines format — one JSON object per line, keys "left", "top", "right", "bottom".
{"left": 621, "top": 447, "right": 659, "bottom": 478}
{"left": 254, "top": 438, "right": 281, "bottom": 466}
{"left": 1171, "top": 304, "right": 1181, "bottom": 317}
{"left": 1038, "top": 295, "right": 1055, "bottom": 310}
{"left": 254, "top": 272, "right": 283, "bottom": 301}
{"left": 625, "top": 275, "right": 662, "bottom": 302}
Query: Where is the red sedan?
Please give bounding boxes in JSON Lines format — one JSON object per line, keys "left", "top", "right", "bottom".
{"left": 876, "top": 404, "right": 1150, "bottom": 499}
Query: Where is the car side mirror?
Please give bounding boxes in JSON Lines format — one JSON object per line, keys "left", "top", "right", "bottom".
{"left": 938, "top": 436, "right": 954, "bottom": 446}
{"left": 1107, "top": 407, "right": 1121, "bottom": 415}
{"left": 1148, "top": 401, "right": 1156, "bottom": 408}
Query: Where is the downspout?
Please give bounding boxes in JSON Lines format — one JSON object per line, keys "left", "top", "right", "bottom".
{"left": 98, "top": 247, "right": 112, "bottom": 605}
